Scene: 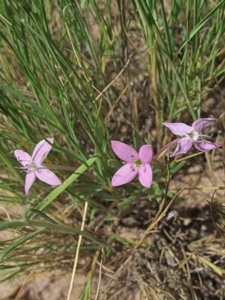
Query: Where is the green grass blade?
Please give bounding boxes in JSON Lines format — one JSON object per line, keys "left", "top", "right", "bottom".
{"left": 28, "top": 157, "right": 98, "bottom": 219}
{"left": 178, "top": 0, "right": 225, "bottom": 53}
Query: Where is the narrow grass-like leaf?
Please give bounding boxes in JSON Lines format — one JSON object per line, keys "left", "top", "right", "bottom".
{"left": 0, "top": 220, "right": 104, "bottom": 245}
{"left": 0, "top": 228, "right": 43, "bottom": 261}
{"left": 28, "top": 157, "right": 98, "bottom": 219}
{"left": 178, "top": 0, "right": 225, "bottom": 53}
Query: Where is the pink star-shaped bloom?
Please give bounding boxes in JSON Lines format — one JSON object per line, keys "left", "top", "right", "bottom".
{"left": 111, "top": 141, "right": 153, "bottom": 188}
{"left": 14, "top": 138, "right": 61, "bottom": 195}
{"left": 163, "top": 118, "right": 221, "bottom": 157}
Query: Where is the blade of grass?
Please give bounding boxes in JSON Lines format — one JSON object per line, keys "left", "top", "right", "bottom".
{"left": 178, "top": 0, "right": 225, "bottom": 53}
{"left": 0, "top": 220, "right": 103, "bottom": 245}
{"left": 27, "top": 156, "right": 98, "bottom": 219}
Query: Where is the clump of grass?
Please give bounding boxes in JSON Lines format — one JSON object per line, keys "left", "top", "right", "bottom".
{"left": 0, "top": 0, "right": 225, "bottom": 299}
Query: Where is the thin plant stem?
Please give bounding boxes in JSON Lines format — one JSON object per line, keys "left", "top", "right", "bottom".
{"left": 94, "top": 248, "right": 103, "bottom": 300}
{"left": 67, "top": 200, "right": 89, "bottom": 300}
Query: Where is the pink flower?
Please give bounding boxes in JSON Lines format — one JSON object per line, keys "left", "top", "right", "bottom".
{"left": 163, "top": 118, "right": 221, "bottom": 157}
{"left": 14, "top": 138, "right": 61, "bottom": 195}
{"left": 111, "top": 141, "right": 153, "bottom": 188}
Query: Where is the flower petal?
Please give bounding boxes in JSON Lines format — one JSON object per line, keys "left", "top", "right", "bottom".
{"left": 138, "top": 164, "right": 152, "bottom": 188}
{"left": 32, "top": 138, "right": 54, "bottom": 165}
{"left": 192, "top": 118, "right": 217, "bottom": 132}
{"left": 139, "top": 145, "right": 153, "bottom": 163}
{"left": 163, "top": 122, "right": 192, "bottom": 136}
{"left": 194, "top": 140, "right": 221, "bottom": 151}
{"left": 111, "top": 141, "right": 138, "bottom": 162}
{"left": 25, "top": 171, "right": 36, "bottom": 195}
{"left": 35, "top": 167, "right": 62, "bottom": 186}
{"left": 170, "top": 137, "right": 193, "bottom": 156}
{"left": 14, "top": 150, "right": 32, "bottom": 167}
{"left": 111, "top": 163, "right": 138, "bottom": 186}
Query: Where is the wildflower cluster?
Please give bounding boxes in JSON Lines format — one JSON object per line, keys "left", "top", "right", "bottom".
{"left": 111, "top": 118, "right": 220, "bottom": 188}
{"left": 14, "top": 118, "right": 220, "bottom": 194}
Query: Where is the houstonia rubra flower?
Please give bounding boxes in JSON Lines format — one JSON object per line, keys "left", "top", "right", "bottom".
{"left": 163, "top": 118, "right": 221, "bottom": 157}
{"left": 14, "top": 138, "right": 61, "bottom": 195}
{"left": 111, "top": 141, "right": 153, "bottom": 188}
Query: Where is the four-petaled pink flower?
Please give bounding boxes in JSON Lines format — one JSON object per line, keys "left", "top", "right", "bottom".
{"left": 163, "top": 118, "right": 221, "bottom": 157}
{"left": 111, "top": 141, "right": 153, "bottom": 188}
{"left": 14, "top": 138, "right": 61, "bottom": 195}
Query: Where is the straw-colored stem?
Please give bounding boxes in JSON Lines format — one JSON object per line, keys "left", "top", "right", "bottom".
{"left": 67, "top": 200, "right": 89, "bottom": 300}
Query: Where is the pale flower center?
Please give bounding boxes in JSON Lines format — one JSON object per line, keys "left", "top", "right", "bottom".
{"left": 188, "top": 130, "right": 199, "bottom": 141}
{"left": 27, "top": 162, "right": 38, "bottom": 171}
